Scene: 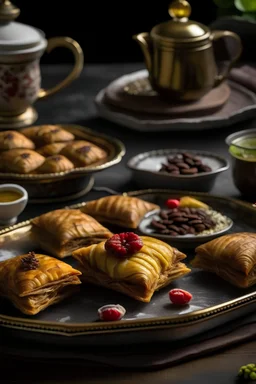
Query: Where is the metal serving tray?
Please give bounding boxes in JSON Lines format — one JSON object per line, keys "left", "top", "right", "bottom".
{"left": 0, "top": 189, "right": 255, "bottom": 347}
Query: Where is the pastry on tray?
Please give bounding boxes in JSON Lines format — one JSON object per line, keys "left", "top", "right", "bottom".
{"left": 191, "top": 232, "right": 256, "bottom": 288}
{"left": 0, "top": 252, "right": 81, "bottom": 315}
{"left": 60, "top": 140, "right": 108, "bottom": 167}
{"left": 31, "top": 209, "right": 113, "bottom": 258}
{"left": 21, "top": 125, "right": 74, "bottom": 147}
{"left": 72, "top": 232, "right": 191, "bottom": 302}
{"left": 36, "top": 155, "right": 74, "bottom": 173}
{"left": 80, "top": 195, "right": 160, "bottom": 228}
{"left": 37, "top": 142, "right": 68, "bottom": 157}
{"left": 0, "top": 130, "right": 35, "bottom": 152}
{"left": 0, "top": 148, "right": 45, "bottom": 173}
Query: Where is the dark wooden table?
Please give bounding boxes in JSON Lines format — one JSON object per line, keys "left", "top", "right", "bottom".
{"left": 2, "top": 63, "right": 256, "bottom": 383}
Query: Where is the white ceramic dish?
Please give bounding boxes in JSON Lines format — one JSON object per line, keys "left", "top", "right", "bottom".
{"left": 0, "top": 184, "right": 28, "bottom": 226}
{"left": 127, "top": 149, "right": 229, "bottom": 192}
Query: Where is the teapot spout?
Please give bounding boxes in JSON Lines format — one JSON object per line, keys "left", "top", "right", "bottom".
{"left": 132, "top": 32, "right": 152, "bottom": 74}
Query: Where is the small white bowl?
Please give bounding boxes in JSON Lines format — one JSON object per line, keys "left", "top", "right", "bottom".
{"left": 0, "top": 184, "right": 28, "bottom": 226}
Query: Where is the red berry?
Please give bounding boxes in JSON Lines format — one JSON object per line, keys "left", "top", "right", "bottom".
{"left": 98, "top": 304, "right": 126, "bottom": 321}
{"left": 166, "top": 199, "right": 180, "bottom": 209}
{"left": 169, "top": 289, "right": 192, "bottom": 305}
{"left": 105, "top": 232, "right": 143, "bottom": 258}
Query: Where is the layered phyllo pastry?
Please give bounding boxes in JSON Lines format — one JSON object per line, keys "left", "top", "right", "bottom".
{"left": 60, "top": 140, "right": 108, "bottom": 167}
{"left": 36, "top": 155, "right": 74, "bottom": 173}
{"left": 72, "top": 232, "right": 191, "bottom": 302}
{"left": 21, "top": 125, "right": 74, "bottom": 147}
{"left": 0, "top": 130, "right": 35, "bottom": 152}
{"left": 31, "top": 209, "right": 113, "bottom": 258}
{"left": 0, "top": 148, "right": 45, "bottom": 173}
{"left": 0, "top": 252, "right": 81, "bottom": 315}
{"left": 80, "top": 195, "right": 160, "bottom": 228}
{"left": 191, "top": 232, "right": 256, "bottom": 288}
{"left": 37, "top": 142, "right": 68, "bottom": 157}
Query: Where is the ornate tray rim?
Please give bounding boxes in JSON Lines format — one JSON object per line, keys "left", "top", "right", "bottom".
{"left": 0, "top": 124, "right": 126, "bottom": 180}
{"left": 0, "top": 189, "right": 255, "bottom": 336}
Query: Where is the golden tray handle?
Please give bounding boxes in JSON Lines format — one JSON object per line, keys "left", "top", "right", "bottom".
{"left": 38, "top": 36, "right": 84, "bottom": 99}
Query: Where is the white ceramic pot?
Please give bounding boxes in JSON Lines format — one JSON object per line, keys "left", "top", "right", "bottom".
{"left": 0, "top": 0, "right": 84, "bottom": 125}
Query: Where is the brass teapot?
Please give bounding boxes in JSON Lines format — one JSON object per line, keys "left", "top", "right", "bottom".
{"left": 133, "top": 0, "right": 242, "bottom": 102}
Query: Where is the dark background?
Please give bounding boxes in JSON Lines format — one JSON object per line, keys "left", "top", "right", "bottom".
{"left": 12, "top": 0, "right": 218, "bottom": 64}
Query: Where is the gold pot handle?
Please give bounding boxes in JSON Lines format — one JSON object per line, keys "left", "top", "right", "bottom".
{"left": 211, "top": 30, "right": 242, "bottom": 88}
{"left": 38, "top": 37, "right": 84, "bottom": 99}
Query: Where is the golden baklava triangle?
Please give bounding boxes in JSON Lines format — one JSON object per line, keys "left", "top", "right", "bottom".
{"left": 80, "top": 195, "right": 160, "bottom": 228}
{"left": 191, "top": 232, "right": 256, "bottom": 288}
{"left": 31, "top": 209, "right": 113, "bottom": 258}
{"left": 0, "top": 252, "right": 81, "bottom": 315}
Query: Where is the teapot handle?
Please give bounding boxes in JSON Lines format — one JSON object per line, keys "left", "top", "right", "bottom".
{"left": 211, "top": 30, "right": 242, "bottom": 88}
{"left": 38, "top": 37, "right": 84, "bottom": 99}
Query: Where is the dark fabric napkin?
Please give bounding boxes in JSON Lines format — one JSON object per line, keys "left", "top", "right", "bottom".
{"left": 1, "top": 312, "right": 256, "bottom": 371}
{"left": 229, "top": 64, "right": 256, "bottom": 93}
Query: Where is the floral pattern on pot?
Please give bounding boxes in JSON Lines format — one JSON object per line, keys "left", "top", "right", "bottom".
{"left": 0, "top": 60, "right": 41, "bottom": 114}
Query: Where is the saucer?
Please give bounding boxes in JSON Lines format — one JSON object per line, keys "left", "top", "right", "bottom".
{"left": 95, "top": 71, "right": 256, "bottom": 132}
{"left": 104, "top": 70, "right": 231, "bottom": 116}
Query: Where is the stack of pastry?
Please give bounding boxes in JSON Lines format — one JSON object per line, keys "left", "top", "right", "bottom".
{"left": 0, "top": 125, "right": 108, "bottom": 174}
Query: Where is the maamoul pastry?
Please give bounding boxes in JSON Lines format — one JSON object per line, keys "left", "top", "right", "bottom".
{"left": 31, "top": 209, "right": 113, "bottom": 258}
{"left": 80, "top": 195, "right": 160, "bottom": 228}
{"left": 0, "top": 130, "right": 35, "bottom": 151}
{"left": 36, "top": 155, "right": 74, "bottom": 173}
{"left": 60, "top": 140, "right": 108, "bottom": 167}
{"left": 0, "top": 252, "right": 81, "bottom": 315}
{"left": 0, "top": 148, "right": 45, "bottom": 173}
{"left": 72, "top": 233, "right": 191, "bottom": 302}
{"left": 191, "top": 232, "right": 256, "bottom": 288}
{"left": 37, "top": 142, "right": 68, "bottom": 157}
{"left": 21, "top": 125, "right": 74, "bottom": 147}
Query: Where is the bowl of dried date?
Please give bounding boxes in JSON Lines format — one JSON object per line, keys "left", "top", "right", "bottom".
{"left": 138, "top": 196, "right": 233, "bottom": 248}
{"left": 127, "top": 149, "right": 229, "bottom": 192}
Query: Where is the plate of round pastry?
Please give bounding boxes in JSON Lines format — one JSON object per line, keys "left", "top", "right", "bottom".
{"left": 138, "top": 195, "right": 233, "bottom": 248}
{"left": 0, "top": 124, "right": 125, "bottom": 202}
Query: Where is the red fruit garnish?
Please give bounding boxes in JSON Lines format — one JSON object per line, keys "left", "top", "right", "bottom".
{"left": 105, "top": 232, "right": 143, "bottom": 258}
{"left": 169, "top": 289, "right": 192, "bottom": 305}
{"left": 166, "top": 199, "right": 180, "bottom": 209}
{"left": 98, "top": 304, "right": 126, "bottom": 321}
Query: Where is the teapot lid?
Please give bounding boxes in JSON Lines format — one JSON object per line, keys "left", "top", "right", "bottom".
{"left": 151, "top": 0, "right": 210, "bottom": 43}
{"left": 0, "top": 0, "right": 46, "bottom": 54}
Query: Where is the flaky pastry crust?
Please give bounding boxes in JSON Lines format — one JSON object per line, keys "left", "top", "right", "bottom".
{"left": 72, "top": 236, "right": 190, "bottom": 302}
{"left": 31, "top": 209, "right": 113, "bottom": 258}
{"left": 80, "top": 195, "right": 160, "bottom": 228}
{"left": 191, "top": 232, "right": 256, "bottom": 288}
{"left": 0, "top": 253, "right": 81, "bottom": 315}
